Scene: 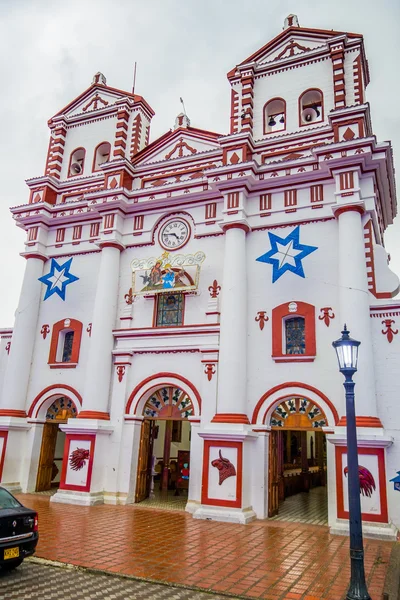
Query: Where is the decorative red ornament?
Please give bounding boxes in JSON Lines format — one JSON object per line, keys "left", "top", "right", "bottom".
{"left": 40, "top": 324, "right": 50, "bottom": 340}
{"left": 255, "top": 311, "right": 269, "bottom": 331}
{"left": 116, "top": 365, "right": 126, "bottom": 383}
{"left": 211, "top": 450, "right": 236, "bottom": 485}
{"left": 5, "top": 342, "right": 11, "bottom": 355}
{"left": 69, "top": 448, "right": 90, "bottom": 471}
{"left": 381, "top": 319, "right": 398, "bottom": 343}
{"left": 208, "top": 280, "right": 221, "bottom": 299}
{"left": 344, "top": 465, "right": 376, "bottom": 498}
{"left": 204, "top": 364, "right": 216, "bottom": 381}
{"left": 86, "top": 323, "right": 92, "bottom": 337}
{"left": 124, "top": 288, "right": 134, "bottom": 305}
{"left": 319, "top": 307, "right": 335, "bottom": 327}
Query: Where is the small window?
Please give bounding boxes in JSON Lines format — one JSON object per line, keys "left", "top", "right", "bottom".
{"left": 264, "top": 98, "right": 286, "bottom": 134}
{"left": 156, "top": 293, "right": 184, "bottom": 327}
{"left": 48, "top": 319, "right": 83, "bottom": 368}
{"left": 285, "top": 317, "right": 305, "bottom": 355}
{"left": 68, "top": 148, "right": 85, "bottom": 177}
{"left": 93, "top": 142, "right": 111, "bottom": 172}
{"left": 61, "top": 331, "right": 74, "bottom": 362}
{"left": 299, "top": 89, "right": 323, "bottom": 126}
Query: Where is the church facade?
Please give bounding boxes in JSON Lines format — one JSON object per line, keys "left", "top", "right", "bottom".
{"left": 0, "top": 15, "right": 399, "bottom": 539}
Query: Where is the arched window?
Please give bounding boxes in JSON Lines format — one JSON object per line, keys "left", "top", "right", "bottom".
{"left": 68, "top": 148, "right": 85, "bottom": 177}
{"left": 272, "top": 302, "right": 316, "bottom": 362}
{"left": 48, "top": 319, "right": 83, "bottom": 368}
{"left": 299, "top": 89, "right": 323, "bottom": 126}
{"left": 92, "top": 142, "right": 111, "bottom": 172}
{"left": 285, "top": 317, "right": 305, "bottom": 354}
{"left": 264, "top": 98, "right": 286, "bottom": 134}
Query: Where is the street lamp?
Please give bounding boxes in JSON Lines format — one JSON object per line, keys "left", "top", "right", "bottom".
{"left": 332, "top": 325, "right": 371, "bottom": 600}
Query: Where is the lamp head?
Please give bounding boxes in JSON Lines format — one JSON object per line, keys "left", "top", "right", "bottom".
{"left": 332, "top": 324, "right": 360, "bottom": 375}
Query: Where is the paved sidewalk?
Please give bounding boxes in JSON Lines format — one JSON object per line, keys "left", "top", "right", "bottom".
{"left": 17, "top": 494, "right": 394, "bottom": 600}
{"left": 0, "top": 560, "right": 229, "bottom": 599}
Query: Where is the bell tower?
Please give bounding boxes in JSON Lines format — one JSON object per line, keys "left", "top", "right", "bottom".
{"left": 27, "top": 73, "right": 154, "bottom": 205}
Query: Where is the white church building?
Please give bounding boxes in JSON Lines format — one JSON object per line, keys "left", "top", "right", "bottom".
{"left": 1, "top": 15, "right": 400, "bottom": 539}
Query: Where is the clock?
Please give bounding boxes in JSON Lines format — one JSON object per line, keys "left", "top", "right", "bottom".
{"left": 159, "top": 218, "right": 190, "bottom": 250}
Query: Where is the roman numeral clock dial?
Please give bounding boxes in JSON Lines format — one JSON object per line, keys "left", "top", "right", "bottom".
{"left": 159, "top": 218, "right": 190, "bottom": 250}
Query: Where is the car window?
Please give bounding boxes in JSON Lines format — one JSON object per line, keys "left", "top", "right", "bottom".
{"left": 0, "top": 488, "right": 21, "bottom": 509}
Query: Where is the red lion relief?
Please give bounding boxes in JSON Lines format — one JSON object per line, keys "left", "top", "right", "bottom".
{"left": 211, "top": 450, "right": 236, "bottom": 485}
{"left": 69, "top": 448, "right": 90, "bottom": 471}
{"left": 344, "top": 465, "right": 376, "bottom": 498}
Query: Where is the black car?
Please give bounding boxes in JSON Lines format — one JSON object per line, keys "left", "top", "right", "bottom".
{"left": 0, "top": 487, "right": 38, "bottom": 570}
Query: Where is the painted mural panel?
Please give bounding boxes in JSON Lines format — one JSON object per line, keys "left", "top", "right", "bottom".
{"left": 131, "top": 251, "right": 205, "bottom": 296}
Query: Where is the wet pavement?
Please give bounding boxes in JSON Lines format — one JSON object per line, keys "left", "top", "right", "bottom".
{"left": 0, "top": 559, "right": 230, "bottom": 599}
{"left": 13, "top": 493, "right": 394, "bottom": 599}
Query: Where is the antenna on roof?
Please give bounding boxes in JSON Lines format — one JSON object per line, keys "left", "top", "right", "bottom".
{"left": 132, "top": 62, "right": 137, "bottom": 95}
{"left": 180, "top": 97, "right": 187, "bottom": 117}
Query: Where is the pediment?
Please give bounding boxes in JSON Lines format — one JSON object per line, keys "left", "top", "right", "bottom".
{"left": 133, "top": 128, "right": 221, "bottom": 166}
{"left": 51, "top": 82, "right": 137, "bottom": 120}
{"left": 228, "top": 26, "right": 363, "bottom": 78}
{"left": 257, "top": 36, "right": 325, "bottom": 65}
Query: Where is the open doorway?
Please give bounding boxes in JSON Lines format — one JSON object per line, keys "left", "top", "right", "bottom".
{"left": 135, "top": 386, "right": 193, "bottom": 510}
{"left": 268, "top": 397, "right": 328, "bottom": 524}
{"left": 35, "top": 397, "right": 77, "bottom": 492}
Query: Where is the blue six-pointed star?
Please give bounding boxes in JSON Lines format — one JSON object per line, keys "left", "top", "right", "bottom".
{"left": 38, "top": 258, "right": 79, "bottom": 301}
{"left": 256, "top": 226, "right": 317, "bottom": 283}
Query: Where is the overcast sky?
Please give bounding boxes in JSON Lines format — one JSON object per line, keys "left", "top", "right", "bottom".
{"left": 0, "top": 0, "right": 399, "bottom": 327}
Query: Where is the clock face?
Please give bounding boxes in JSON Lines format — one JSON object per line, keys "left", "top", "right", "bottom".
{"left": 159, "top": 219, "right": 190, "bottom": 250}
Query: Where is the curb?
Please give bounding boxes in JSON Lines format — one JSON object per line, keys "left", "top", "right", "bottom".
{"left": 383, "top": 543, "right": 400, "bottom": 600}
{"left": 26, "top": 556, "right": 249, "bottom": 599}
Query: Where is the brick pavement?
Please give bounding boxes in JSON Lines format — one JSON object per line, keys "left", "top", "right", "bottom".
{"left": 16, "top": 494, "right": 394, "bottom": 600}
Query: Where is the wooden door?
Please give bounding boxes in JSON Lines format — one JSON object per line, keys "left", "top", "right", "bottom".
{"left": 36, "top": 423, "right": 59, "bottom": 492}
{"left": 135, "top": 420, "right": 154, "bottom": 503}
{"left": 268, "top": 430, "right": 279, "bottom": 517}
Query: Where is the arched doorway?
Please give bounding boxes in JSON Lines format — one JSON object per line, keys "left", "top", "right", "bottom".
{"left": 135, "top": 386, "right": 193, "bottom": 507}
{"left": 268, "top": 397, "right": 328, "bottom": 523}
{"left": 35, "top": 397, "right": 78, "bottom": 492}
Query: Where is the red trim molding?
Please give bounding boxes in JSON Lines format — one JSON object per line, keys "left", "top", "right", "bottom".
{"left": 22, "top": 253, "right": 48, "bottom": 262}
{"left": 0, "top": 409, "right": 27, "bottom": 418}
{"left": 337, "top": 416, "right": 383, "bottom": 428}
{"left": 211, "top": 413, "right": 250, "bottom": 424}
{"left": 28, "top": 384, "right": 82, "bottom": 418}
{"left": 98, "top": 241, "right": 125, "bottom": 252}
{"left": 252, "top": 382, "right": 339, "bottom": 425}
{"left": 77, "top": 410, "right": 110, "bottom": 421}
{"left": 221, "top": 223, "right": 250, "bottom": 233}
{"left": 201, "top": 440, "right": 242, "bottom": 508}
{"left": 334, "top": 205, "right": 364, "bottom": 218}
{"left": 335, "top": 446, "right": 388, "bottom": 523}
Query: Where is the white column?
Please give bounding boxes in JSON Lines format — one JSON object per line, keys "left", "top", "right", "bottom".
{"left": 215, "top": 224, "right": 248, "bottom": 420}
{"left": 337, "top": 207, "right": 378, "bottom": 418}
{"left": 80, "top": 243, "right": 123, "bottom": 418}
{"left": 0, "top": 254, "right": 45, "bottom": 416}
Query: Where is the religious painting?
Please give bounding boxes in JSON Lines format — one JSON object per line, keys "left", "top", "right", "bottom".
{"left": 131, "top": 251, "right": 205, "bottom": 296}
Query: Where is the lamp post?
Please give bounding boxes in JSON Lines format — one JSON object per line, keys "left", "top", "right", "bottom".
{"left": 332, "top": 325, "right": 371, "bottom": 600}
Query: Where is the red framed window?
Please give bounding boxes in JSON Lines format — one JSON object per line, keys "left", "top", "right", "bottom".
{"left": 272, "top": 302, "right": 316, "bottom": 362}
{"left": 48, "top": 319, "right": 83, "bottom": 368}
